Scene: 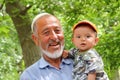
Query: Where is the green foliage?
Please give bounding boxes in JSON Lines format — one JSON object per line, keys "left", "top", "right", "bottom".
{"left": 0, "top": 54, "right": 20, "bottom": 80}
{"left": 57, "top": 0, "right": 120, "bottom": 79}
{"left": 96, "top": 23, "right": 120, "bottom": 79}
{"left": 0, "top": 12, "right": 23, "bottom": 79}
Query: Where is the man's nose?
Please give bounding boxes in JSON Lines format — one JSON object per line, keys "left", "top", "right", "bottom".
{"left": 50, "top": 30, "right": 58, "bottom": 40}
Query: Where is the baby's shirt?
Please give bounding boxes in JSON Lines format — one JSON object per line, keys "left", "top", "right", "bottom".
{"left": 69, "top": 48, "right": 109, "bottom": 80}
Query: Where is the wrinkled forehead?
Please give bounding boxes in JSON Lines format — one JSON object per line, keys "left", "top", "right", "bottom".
{"left": 36, "top": 15, "right": 60, "bottom": 26}
{"left": 35, "top": 16, "right": 62, "bottom": 33}
{"left": 37, "top": 16, "right": 60, "bottom": 26}
{"left": 31, "top": 13, "right": 61, "bottom": 32}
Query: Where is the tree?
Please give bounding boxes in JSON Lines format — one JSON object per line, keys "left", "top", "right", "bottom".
{"left": 5, "top": 0, "right": 40, "bottom": 67}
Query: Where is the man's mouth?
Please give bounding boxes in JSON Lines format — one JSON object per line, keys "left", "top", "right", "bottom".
{"left": 49, "top": 42, "right": 60, "bottom": 48}
{"left": 49, "top": 42, "right": 59, "bottom": 46}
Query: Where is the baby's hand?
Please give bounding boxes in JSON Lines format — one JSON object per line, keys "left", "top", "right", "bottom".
{"left": 62, "top": 50, "right": 69, "bottom": 58}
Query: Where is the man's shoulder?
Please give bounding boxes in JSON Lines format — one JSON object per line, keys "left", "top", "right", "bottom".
{"left": 26, "top": 60, "right": 40, "bottom": 71}
{"left": 20, "top": 59, "right": 41, "bottom": 79}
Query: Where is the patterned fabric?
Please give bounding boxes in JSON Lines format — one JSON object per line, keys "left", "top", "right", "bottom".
{"left": 69, "top": 48, "right": 109, "bottom": 80}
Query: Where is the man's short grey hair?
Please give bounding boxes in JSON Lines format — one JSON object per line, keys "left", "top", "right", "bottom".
{"left": 31, "top": 13, "right": 52, "bottom": 33}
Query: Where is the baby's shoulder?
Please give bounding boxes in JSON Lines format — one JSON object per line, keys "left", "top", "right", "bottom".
{"left": 87, "top": 49, "right": 100, "bottom": 58}
{"left": 83, "top": 49, "right": 101, "bottom": 61}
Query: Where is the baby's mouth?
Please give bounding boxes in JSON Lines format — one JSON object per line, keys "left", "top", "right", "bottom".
{"left": 80, "top": 43, "right": 86, "bottom": 46}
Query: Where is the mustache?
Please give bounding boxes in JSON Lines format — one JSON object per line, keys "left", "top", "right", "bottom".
{"left": 48, "top": 39, "right": 60, "bottom": 45}
{"left": 45, "top": 39, "right": 61, "bottom": 49}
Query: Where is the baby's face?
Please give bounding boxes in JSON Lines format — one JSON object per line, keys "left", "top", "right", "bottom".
{"left": 72, "top": 26, "right": 99, "bottom": 52}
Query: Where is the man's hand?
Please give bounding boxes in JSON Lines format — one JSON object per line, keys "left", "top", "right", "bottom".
{"left": 62, "top": 50, "right": 69, "bottom": 58}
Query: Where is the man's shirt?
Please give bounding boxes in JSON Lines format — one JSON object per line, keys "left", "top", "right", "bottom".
{"left": 20, "top": 57, "right": 73, "bottom": 80}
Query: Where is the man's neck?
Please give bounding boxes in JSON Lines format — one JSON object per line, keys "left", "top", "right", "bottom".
{"left": 43, "top": 55, "right": 62, "bottom": 69}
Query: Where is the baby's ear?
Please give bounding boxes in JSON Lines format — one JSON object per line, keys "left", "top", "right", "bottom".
{"left": 72, "top": 38, "right": 74, "bottom": 43}
{"left": 95, "top": 37, "right": 99, "bottom": 45}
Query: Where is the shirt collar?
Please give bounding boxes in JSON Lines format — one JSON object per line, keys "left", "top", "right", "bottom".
{"left": 38, "top": 57, "right": 72, "bottom": 68}
{"left": 38, "top": 57, "right": 49, "bottom": 68}
{"left": 62, "top": 58, "right": 72, "bottom": 64}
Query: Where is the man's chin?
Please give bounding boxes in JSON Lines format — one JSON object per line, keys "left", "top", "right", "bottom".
{"left": 41, "top": 46, "right": 64, "bottom": 59}
{"left": 44, "top": 50, "right": 63, "bottom": 59}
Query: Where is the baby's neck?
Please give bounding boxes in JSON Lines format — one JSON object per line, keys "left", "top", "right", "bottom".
{"left": 79, "top": 48, "right": 94, "bottom": 53}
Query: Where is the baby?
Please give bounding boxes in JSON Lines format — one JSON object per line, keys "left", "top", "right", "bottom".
{"left": 64, "top": 20, "right": 109, "bottom": 80}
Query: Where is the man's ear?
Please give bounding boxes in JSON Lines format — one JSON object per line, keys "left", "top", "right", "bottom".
{"left": 32, "top": 34, "right": 39, "bottom": 46}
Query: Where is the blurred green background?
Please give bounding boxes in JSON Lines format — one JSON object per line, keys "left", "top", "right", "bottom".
{"left": 0, "top": 0, "right": 120, "bottom": 80}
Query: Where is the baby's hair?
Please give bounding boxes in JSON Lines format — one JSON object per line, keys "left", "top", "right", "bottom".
{"left": 72, "top": 24, "right": 98, "bottom": 37}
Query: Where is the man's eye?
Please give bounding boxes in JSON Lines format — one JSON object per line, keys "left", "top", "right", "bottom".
{"left": 76, "top": 36, "right": 80, "bottom": 38}
{"left": 43, "top": 31, "right": 49, "bottom": 35}
{"left": 55, "top": 29, "right": 61, "bottom": 33}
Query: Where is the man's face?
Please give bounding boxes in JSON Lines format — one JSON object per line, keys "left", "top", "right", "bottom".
{"left": 32, "top": 15, "right": 64, "bottom": 59}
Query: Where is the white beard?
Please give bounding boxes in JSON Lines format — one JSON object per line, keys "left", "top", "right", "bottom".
{"left": 40, "top": 45, "right": 64, "bottom": 59}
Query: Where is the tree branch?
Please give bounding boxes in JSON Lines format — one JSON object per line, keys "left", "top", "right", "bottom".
{"left": 0, "top": 0, "right": 5, "bottom": 10}
{"left": 20, "top": 5, "right": 32, "bottom": 15}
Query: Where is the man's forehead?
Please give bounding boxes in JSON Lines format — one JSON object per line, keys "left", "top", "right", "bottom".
{"left": 41, "top": 24, "right": 62, "bottom": 31}
{"left": 36, "top": 16, "right": 60, "bottom": 28}
{"left": 36, "top": 16, "right": 58, "bottom": 24}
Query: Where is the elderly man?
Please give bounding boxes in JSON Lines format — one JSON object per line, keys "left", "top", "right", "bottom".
{"left": 20, "top": 13, "right": 73, "bottom": 80}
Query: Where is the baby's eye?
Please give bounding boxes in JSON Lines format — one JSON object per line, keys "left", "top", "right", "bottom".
{"left": 86, "top": 35, "right": 91, "bottom": 38}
